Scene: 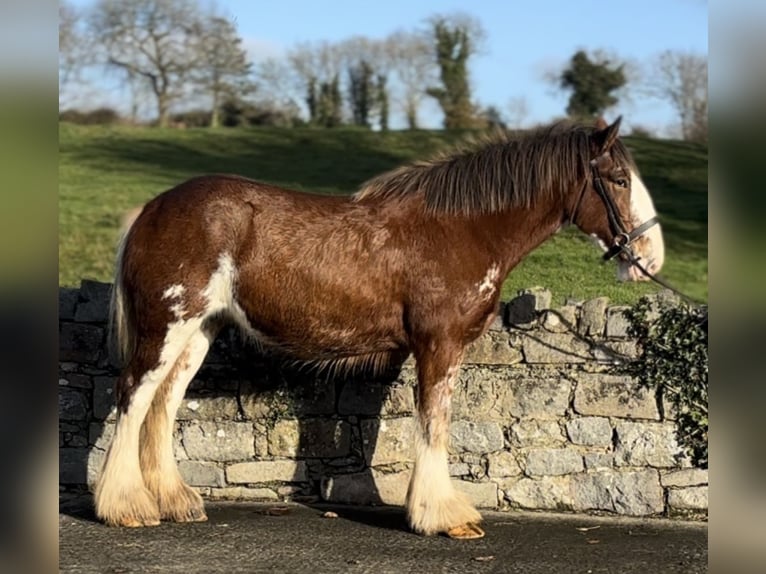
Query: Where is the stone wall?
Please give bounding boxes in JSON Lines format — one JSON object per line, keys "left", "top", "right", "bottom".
{"left": 59, "top": 281, "right": 707, "bottom": 518}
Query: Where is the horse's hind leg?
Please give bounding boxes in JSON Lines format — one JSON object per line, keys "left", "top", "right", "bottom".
{"left": 140, "top": 327, "right": 214, "bottom": 522}
{"left": 406, "top": 343, "right": 484, "bottom": 539}
{"left": 95, "top": 333, "right": 185, "bottom": 527}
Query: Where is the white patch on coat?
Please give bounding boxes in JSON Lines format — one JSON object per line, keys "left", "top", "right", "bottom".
{"left": 202, "top": 253, "right": 274, "bottom": 344}
{"left": 162, "top": 284, "right": 187, "bottom": 320}
{"left": 162, "top": 284, "right": 185, "bottom": 300}
{"left": 477, "top": 263, "right": 500, "bottom": 296}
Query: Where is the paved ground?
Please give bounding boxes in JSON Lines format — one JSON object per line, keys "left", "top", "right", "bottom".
{"left": 59, "top": 498, "right": 707, "bottom": 573}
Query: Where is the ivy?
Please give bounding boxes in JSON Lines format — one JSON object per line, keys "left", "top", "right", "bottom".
{"left": 621, "top": 297, "right": 708, "bottom": 468}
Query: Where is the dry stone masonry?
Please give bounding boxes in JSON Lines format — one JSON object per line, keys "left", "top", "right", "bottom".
{"left": 59, "top": 281, "right": 707, "bottom": 518}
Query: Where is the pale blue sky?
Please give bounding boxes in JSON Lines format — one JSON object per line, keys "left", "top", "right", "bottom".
{"left": 67, "top": 0, "right": 708, "bottom": 135}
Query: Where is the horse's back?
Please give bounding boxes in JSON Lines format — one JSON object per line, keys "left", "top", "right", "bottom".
{"left": 119, "top": 174, "right": 412, "bottom": 357}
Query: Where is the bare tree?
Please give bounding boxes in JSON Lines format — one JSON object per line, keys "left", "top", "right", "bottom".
{"left": 647, "top": 50, "right": 708, "bottom": 141}
{"left": 288, "top": 41, "right": 345, "bottom": 124}
{"left": 59, "top": 0, "right": 81, "bottom": 87}
{"left": 255, "top": 57, "right": 302, "bottom": 110}
{"left": 505, "top": 96, "right": 529, "bottom": 129}
{"left": 88, "top": 0, "right": 202, "bottom": 127}
{"left": 386, "top": 30, "right": 436, "bottom": 129}
{"left": 425, "top": 13, "right": 486, "bottom": 129}
{"left": 190, "top": 14, "right": 253, "bottom": 127}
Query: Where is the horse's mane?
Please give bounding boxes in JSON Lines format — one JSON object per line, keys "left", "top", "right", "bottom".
{"left": 353, "top": 122, "right": 637, "bottom": 216}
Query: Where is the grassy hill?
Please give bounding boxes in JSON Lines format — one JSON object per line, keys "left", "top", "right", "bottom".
{"left": 59, "top": 123, "right": 707, "bottom": 304}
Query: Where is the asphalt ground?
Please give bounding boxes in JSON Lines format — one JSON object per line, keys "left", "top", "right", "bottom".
{"left": 59, "top": 498, "right": 707, "bottom": 574}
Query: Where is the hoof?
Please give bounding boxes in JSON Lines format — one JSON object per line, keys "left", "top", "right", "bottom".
{"left": 167, "top": 506, "right": 208, "bottom": 523}
{"left": 157, "top": 482, "right": 208, "bottom": 523}
{"left": 116, "top": 515, "right": 161, "bottom": 528}
{"left": 446, "top": 523, "right": 485, "bottom": 539}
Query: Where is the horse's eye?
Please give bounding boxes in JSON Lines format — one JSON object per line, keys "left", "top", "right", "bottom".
{"left": 615, "top": 178, "right": 628, "bottom": 189}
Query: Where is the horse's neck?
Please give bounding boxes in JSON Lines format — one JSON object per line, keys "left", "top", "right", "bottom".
{"left": 480, "top": 203, "right": 567, "bottom": 276}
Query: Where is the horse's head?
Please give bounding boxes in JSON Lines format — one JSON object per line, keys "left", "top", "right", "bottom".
{"left": 570, "top": 116, "right": 665, "bottom": 281}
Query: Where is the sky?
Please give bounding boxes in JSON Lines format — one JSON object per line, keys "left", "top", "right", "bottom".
{"left": 66, "top": 0, "right": 708, "bottom": 135}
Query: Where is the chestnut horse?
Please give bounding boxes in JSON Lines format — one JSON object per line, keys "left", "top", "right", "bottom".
{"left": 95, "top": 117, "right": 664, "bottom": 539}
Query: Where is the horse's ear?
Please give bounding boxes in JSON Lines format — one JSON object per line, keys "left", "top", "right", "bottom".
{"left": 592, "top": 116, "right": 622, "bottom": 155}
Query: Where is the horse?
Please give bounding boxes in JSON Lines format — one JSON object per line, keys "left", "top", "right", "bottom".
{"left": 95, "top": 116, "right": 664, "bottom": 539}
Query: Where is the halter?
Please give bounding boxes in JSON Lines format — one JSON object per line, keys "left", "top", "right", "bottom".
{"left": 586, "top": 157, "right": 659, "bottom": 262}
{"left": 584, "top": 156, "right": 702, "bottom": 304}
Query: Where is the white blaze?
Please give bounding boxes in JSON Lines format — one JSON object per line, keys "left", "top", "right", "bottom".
{"left": 615, "top": 170, "right": 665, "bottom": 282}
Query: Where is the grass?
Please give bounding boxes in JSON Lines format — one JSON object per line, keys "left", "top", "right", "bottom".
{"left": 59, "top": 123, "right": 707, "bottom": 305}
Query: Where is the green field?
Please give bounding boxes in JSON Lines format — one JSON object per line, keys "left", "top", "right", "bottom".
{"left": 59, "top": 123, "right": 707, "bottom": 304}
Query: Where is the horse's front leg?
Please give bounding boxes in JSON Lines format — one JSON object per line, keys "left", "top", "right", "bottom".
{"left": 406, "top": 342, "right": 484, "bottom": 539}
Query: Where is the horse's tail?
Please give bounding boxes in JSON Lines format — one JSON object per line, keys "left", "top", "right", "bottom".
{"left": 109, "top": 206, "right": 142, "bottom": 365}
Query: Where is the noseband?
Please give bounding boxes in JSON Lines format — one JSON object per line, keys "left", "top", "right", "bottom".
{"left": 587, "top": 158, "right": 659, "bottom": 262}
{"left": 575, "top": 157, "right": 700, "bottom": 304}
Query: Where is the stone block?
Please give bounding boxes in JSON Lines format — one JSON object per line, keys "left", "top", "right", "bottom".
{"left": 226, "top": 460, "right": 307, "bottom": 484}
{"left": 524, "top": 448, "right": 583, "bottom": 476}
{"left": 450, "top": 421, "right": 505, "bottom": 453}
{"left": 488, "top": 307, "right": 506, "bottom": 331}
{"left": 579, "top": 297, "right": 609, "bottom": 337}
{"left": 92, "top": 376, "right": 117, "bottom": 421}
{"left": 566, "top": 417, "right": 613, "bottom": 446}
{"left": 573, "top": 373, "right": 659, "bottom": 420}
{"left": 178, "top": 460, "right": 225, "bottom": 487}
{"left": 583, "top": 452, "right": 614, "bottom": 470}
{"left": 182, "top": 422, "right": 255, "bottom": 462}
{"left": 59, "top": 448, "right": 88, "bottom": 484}
{"left": 605, "top": 306, "right": 631, "bottom": 338}
{"left": 177, "top": 395, "right": 239, "bottom": 421}
{"left": 454, "top": 480, "right": 499, "bottom": 508}
{"left": 338, "top": 380, "right": 414, "bottom": 416}
{"left": 541, "top": 305, "right": 578, "bottom": 333}
{"left": 613, "top": 421, "right": 684, "bottom": 468}
{"left": 506, "top": 288, "right": 552, "bottom": 326}
{"left": 268, "top": 419, "right": 351, "bottom": 458}
{"left": 571, "top": 469, "right": 663, "bottom": 515}
{"left": 504, "top": 476, "right": 573, "bottom": 510}
{"left": 208, "top": 487, "right": 279, "bottom": 501}
{"left": 58, "top": 388, "right": 88, "bottom": 421}
{"left": 321, "top": 470, "right": 409, "bottom": 506}
{"left": 660, "top": 468, "right": 708, "bottom": 488}
{"left": 361, "top": 417, "right": 416, "bottom": 466}
{"left": 487, "top": 451, "right": 522, "bottom": 478}
{"left": 60, "top": 374, "right": 92, "bottom": 389}
{"left": 520, "top": 330, "right": 591, "bottom": 363}
{"left": 508, "top": 378, "right": 571, "bottom": 419}
{"left": 463, "top": 333, "right": 523, "bottom": 365}
{"left": 59, "top": 322, "right": 104, "bottom": 363}
{"left": 667, "top": 486, "right": 708, "bottom": 511}
{"left": 509, "top": 420, "right": 565, "bottom": 447}
{"left": 89, "top": 422, "right": 113, "bottom": 450}
{"left": 58, "top": 287, "right": 79, "bottom": 321}
{"left": 451, "top": 369, "right": 512, "bottom": 421}
{"left": 74, "top": 280, "right": 112, "bottom": 323}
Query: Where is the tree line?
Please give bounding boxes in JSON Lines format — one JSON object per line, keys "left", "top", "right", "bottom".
{"left": 59, "top": 0, "right": 707, "bottom": 140}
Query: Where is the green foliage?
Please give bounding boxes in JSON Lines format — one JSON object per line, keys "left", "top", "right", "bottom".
{"left": 426, "top": 17, "right": 478, "bottom": 129}
{"left": 316, "top": 74, "right": 343, "bottom": 128}
{"left": 59, "top": 107, "right": 121, "bottom": 125}
{"left": 376, "top": 74, "right": 389, "bottom": 131}
{"left": 560, "top": 50, "right": 626, "bottom": 118}
{"left": 622, "top": 298, "right": 708, "bottom": 468}
{"left": 170, "top": 109, "right": 212, "bottom": 128}
{"left": 348, "top": 60, "right": 374, "bottom": 128}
